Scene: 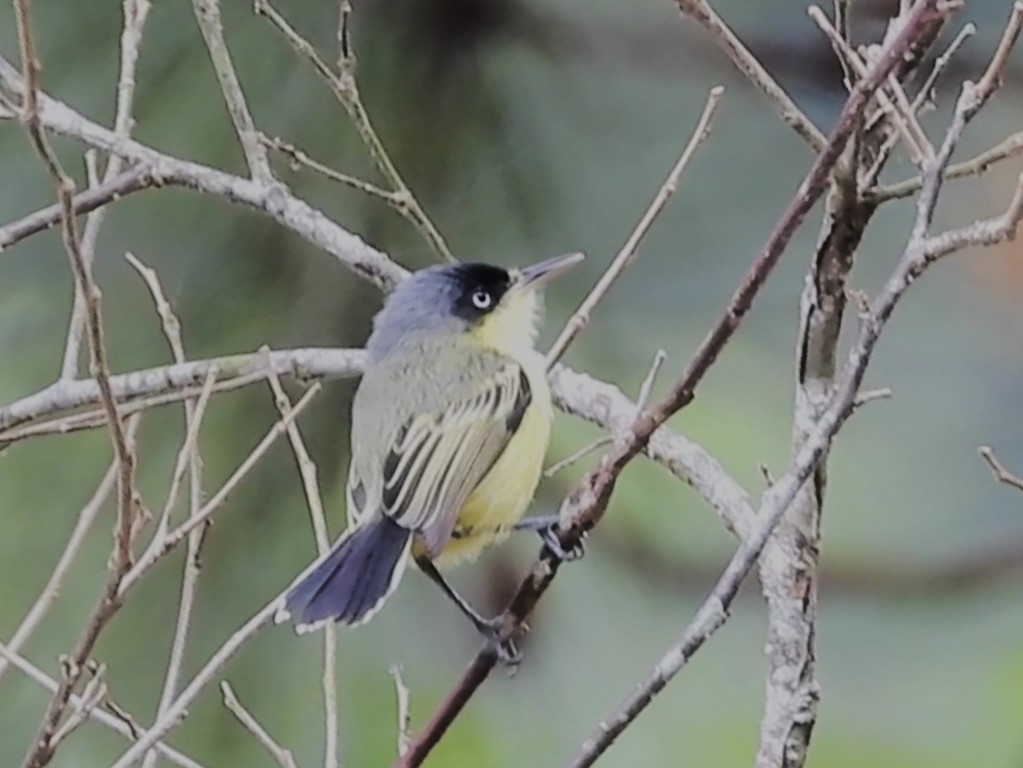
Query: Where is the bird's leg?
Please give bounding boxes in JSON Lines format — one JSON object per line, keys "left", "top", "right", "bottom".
{"left": 415, "top": 555, "right": 521, "bottom": 666}
{"left": 513, "top": 515, "right": 585, "bottom": 561}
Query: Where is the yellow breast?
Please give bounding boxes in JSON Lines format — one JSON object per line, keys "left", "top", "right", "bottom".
{"left": 432, "top": 349, "right": 552, "bottom": 568}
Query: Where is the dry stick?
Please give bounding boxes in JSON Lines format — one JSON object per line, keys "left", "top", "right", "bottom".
{"left": 221, "top": 682, "right": 299, "bottom": 768}
{"left": 0, "top": 369, "right": 271, "bottom": 446}
{"left": 261, "top": 134, "right": 396, "bottom": 200}
{"left": 0, "top": 416, "right": 140, "bottom": 686}
{"left": 569, "top": 85, "right": 1023, "bottom": 768}
{"left": 0, "top": 53, "right": 406, "bottom": 290}
{"left": 0, "top": 347, "right": 364, "bottom": 433}
{"left": 132, "top": 251, "right": 217, "bottom": 768}
{"left": 264, "top": 362, "right": 339, "bottom": 768}
{"left": 261, "top": 133, "right": 448, "bottom": 248}
{"left": 13, "top": 3, "right": 140, "bottom": 765}
{"left": 861, "top": 21, "right": 976, "bottom": 190}
{"left": 107, "top": 564, "right": 335, "bottom": 768}
{"left": 390, "top": 666, "right": 412, "bottom": 759}
{"left": 253, "top": 0, "right": 455, "bottom": 262}
{"left": 809, "top": 6, "right": 933, "bottom": 166}
{"left": 396, "top": 6, "right": 944, "bottom": 766}
{"left": 544, "top": 349, "right": 666, "bottom": 479}
{"left": 545, "top": 86, "right": 724, "bottom": 365}
{"left": 0, "top": 164, "right": 163, "bottom": 251}
{"left": 60, "top": 0, "right": 151, "bottom": 380}
{"left": 979, "top": 446, "right": 1023, "bottom": 492}
{"left": 872, "top": 129, "right": 1023, "bottom": 203}
{"left": 674, "top": 0, "right": 826, "bottom": 152}
{"left": 192, "top": 0, "right": 273, "bottom": 183}
{"left": 0, "top": 643, "right": 208, "bottom": 768}
{"left": 120, "top": 384, "right": 321, "bottom": 595}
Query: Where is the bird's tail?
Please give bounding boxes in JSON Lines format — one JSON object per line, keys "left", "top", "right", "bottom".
{"left": 275, "top": 516, "right": 412, "bottom": 633}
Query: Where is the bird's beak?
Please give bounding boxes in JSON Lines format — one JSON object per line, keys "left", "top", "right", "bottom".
{"left": 516, "top": 252, "right": 585, "bottom": 291}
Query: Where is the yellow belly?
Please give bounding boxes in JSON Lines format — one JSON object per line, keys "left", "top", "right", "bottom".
{"left": 430, "top": 357, "right": 552, "bottom": 569}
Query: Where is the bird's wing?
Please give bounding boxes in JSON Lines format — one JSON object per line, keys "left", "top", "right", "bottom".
{"left": 371, "top": 358, "right": 532, "bottom": 557}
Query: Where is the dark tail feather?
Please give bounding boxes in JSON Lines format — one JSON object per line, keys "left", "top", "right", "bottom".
{"left": 276, "top": 517, "right": 412, "bottom": 632}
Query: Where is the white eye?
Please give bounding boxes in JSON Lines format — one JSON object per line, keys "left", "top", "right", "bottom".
{"left": 471, "top": 290, "right": 492, "bottom": 310}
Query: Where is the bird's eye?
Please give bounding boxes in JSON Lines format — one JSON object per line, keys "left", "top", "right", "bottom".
{"left": 471, "top": 290, "right": 493, "bottom": 310}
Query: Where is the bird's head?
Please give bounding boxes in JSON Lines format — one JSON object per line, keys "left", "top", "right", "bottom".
{"left": 367, "top": 252, "right": 584, "bottom": 360}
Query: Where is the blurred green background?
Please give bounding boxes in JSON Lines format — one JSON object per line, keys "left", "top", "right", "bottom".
{"left": 1, "top": 1, "right": 1022, "bottom": 766}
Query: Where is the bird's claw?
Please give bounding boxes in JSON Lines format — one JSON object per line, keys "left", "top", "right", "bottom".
{"left": 539, "top": 524, "right": 585, "bottom": 562}
{"left": 477, "top": 618, "right": 521, "bottom": 667}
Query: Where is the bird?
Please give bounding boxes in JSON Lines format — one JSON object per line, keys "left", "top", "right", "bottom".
{"left": 274, "top": 252, "right": 584, "bottom": 662}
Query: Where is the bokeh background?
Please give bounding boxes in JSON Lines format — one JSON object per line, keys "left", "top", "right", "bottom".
{"left": 1, "top": 1, "right": 1022, "bottom": 766}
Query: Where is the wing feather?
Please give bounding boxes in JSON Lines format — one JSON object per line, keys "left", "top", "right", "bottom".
{"left": 377, "top": 361, "right": 531, "bottom": 555}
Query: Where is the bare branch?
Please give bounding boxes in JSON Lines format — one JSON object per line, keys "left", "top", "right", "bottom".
{"left": 192, "top": 0, "right": 273, "bottom": 183}
{"left": 0, "top": 54, "right": 407, "bottom": 289}
{"left": 121, "top": 384, "right": 321, "bottom": 595}
{"left": 221, "top": 682, "right": 298, "bottom": 768}
{"left": 0, "top": 642, "right": 207, "bottom": 768}
{"left": 60, "top": 0, "right": 151, "bottom": 380}
{"left": 870, "top": 130, "right": 1023, "bottom": 203}
{"left": 674, "top": 0, "right": 826, "bottom": 152}
{"left": 0, "top": 415, "right": 139, "bottom": 686}
{"left": 254, "top": 0, "right": 454, "bottom": 262}
{"left": 546, "top": 86, "right": 724, "bottom": 364}
{"left": 390, "top": 665, "right": 412, "bottom": 758}
{"left": 264, "top": 360, "right": 339, "bottom": 768}
{"left": 979, "top": 446, "right": 1023, "bottom": 493}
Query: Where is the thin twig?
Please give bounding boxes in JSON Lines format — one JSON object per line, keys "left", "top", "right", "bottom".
{"left": 674, "top": 0, "right": 827, "bottom": 152}
{"left": 0, "top": 164, "right": 163, "bottom": 252}
{"left": 0, "top": 642, "right": 207, "bottom": 768}
{"left": 979, "top": 446, "right": 1023, "bottom": 492}
{"left": 264, "top": 359, "right": 339, "bottom": 768}
{"left": 60, "top": 0, "right": 151, "bottom": 380}
{"left": 809, "top": 5, "right": 934, "bottom": 166}
{"left": 254, "top": 0, "right": 454, "bottom": 262}
{"left": 396, "top": 6, "right": 945, "bottom": 765}
{"left": 0, "top": 54, "right": 407, "bottom": 290}
{"left": 0, "top": 415, "right": 140, "bottom": 686}
{"left": 390, "top": 665, "right": 412, "bottom": 758}
{"left": 221, "top": 682, "right": 299, "bottom": 768}
{"left": 870, "top": 130, "right": 1023, "bottom": 203}
{"left": 546, "top": 86, "right": 724, "bottom": 365}
{"left": 192, "top": 0, "right": 273, "bottom": 183}
{"left": 861, "top": 21, "right": 976, "bottom": 189}
{"left": 545, "top": 349, "right": 666, "bottom": 478}
{"left": 14, "top": 1, "right": 140, "bottom": 762}
{"left": 262, "top": 134, "right": 396, "bottom": 200}
{"left": 121, "top": 384, "right": 321, "bottom": 595}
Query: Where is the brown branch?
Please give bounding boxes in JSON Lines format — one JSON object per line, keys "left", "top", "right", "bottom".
{"left": 545, "top": 86, "right": 724, "bottom": 365}
{"left": 13, "top": 2, "right": 140, "bottom": 764}
{"left": 396, "top": 5, "right": 945, "bottom": 765}
{"left": 0, "top": 642, "right": 207, "bottom": 768}
{"left": 60, "top": 0, "right": 151, "bottom": 380}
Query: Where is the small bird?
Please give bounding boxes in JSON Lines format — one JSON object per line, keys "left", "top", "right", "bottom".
{"left": 275, "top": 252, "right": 584, "bottom": 661}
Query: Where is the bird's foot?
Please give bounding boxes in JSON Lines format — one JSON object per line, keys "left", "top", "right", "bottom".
{"left": 514, "top": 516, "right": 586, "bottom": 562}
{"left": 476, "top": 617, "right": 521, "bottom": 667}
